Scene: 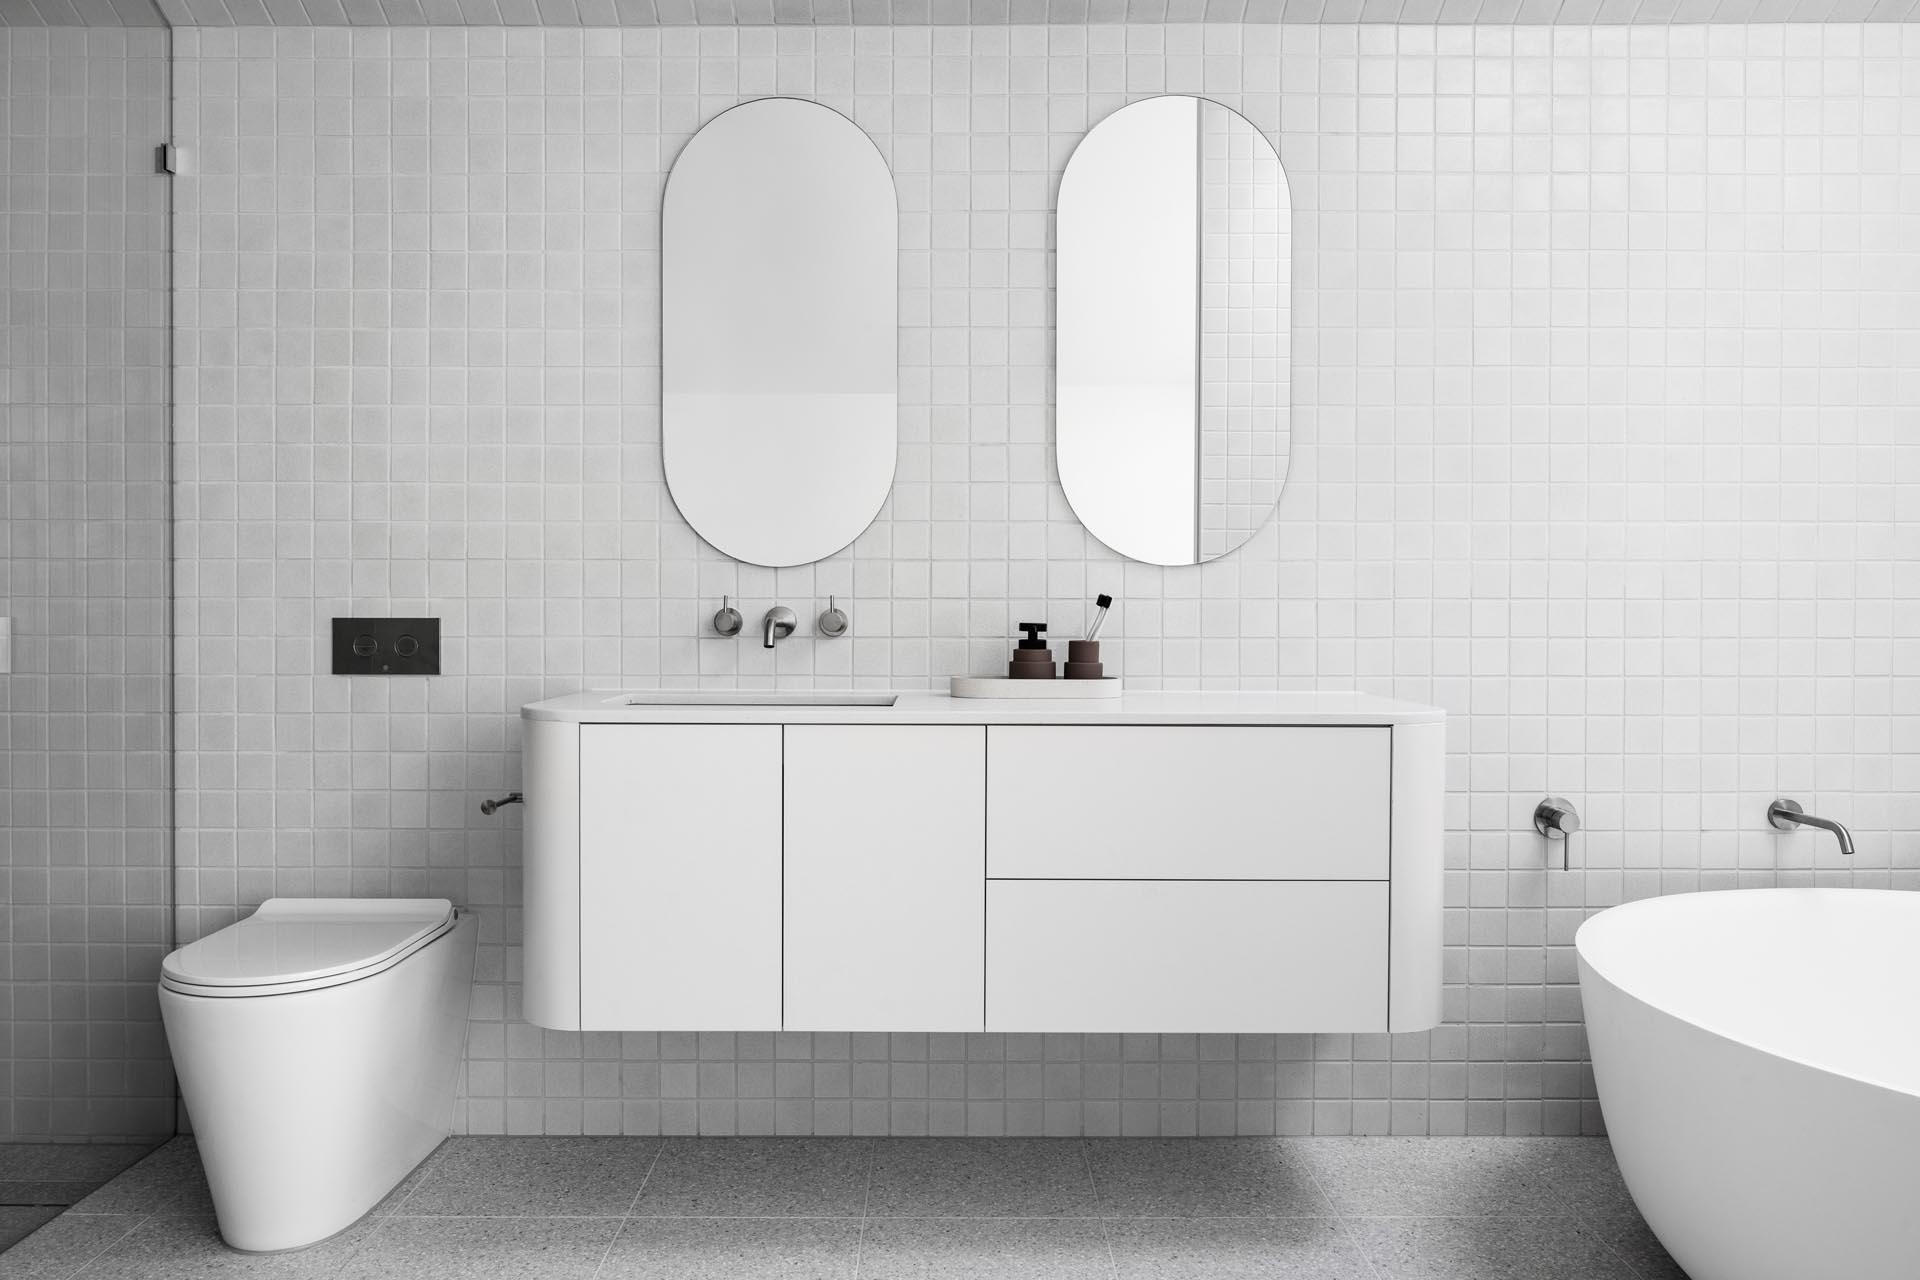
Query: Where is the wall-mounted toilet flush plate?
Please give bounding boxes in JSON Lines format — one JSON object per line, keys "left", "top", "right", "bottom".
{"left": 332, "top": 618, "right": 440, "bottom": 675}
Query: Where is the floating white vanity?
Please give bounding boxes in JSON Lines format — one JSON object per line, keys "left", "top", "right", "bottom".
{"left": 521, "top": 692, "right": 1445, "bottom": 1036}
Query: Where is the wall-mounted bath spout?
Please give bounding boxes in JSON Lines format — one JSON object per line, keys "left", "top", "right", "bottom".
{"left": 1768, "top": 799, "right": 1853, "bottom": 856}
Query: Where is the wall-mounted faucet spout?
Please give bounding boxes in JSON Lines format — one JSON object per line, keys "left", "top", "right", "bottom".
{"left": 762, "top": 606, "right": 797, "bottom": 650}
{"left": 1768, "top": 799, "right": 1854, "bottom": 856}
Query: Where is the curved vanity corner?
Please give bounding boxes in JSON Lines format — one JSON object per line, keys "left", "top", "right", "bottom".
{"left": 520, "top": 691, "right": 1445, "bottom": 1037}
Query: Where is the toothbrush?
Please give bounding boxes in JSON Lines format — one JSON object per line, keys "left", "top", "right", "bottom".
{"left": 1085, "top": 594, "right": 1113, "bottom": 642}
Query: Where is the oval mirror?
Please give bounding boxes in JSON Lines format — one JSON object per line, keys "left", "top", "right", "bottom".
{"left": 1057, "top": 96, "right": 1292, "bottom": 566}
{"left": 664, "top": 99, "right": 897, "bottom": 567}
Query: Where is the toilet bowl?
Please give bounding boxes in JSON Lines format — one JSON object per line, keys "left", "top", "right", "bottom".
{"left": 159, "top": 898, "right": 478, "bottom": 1252}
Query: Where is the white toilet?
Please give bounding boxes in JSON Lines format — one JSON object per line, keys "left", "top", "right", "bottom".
{"left": 159, "top": 898, "right": 477, "bottom": 1252}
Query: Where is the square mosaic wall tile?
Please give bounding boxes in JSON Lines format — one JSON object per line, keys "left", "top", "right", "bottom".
{"left": 0, "top": 25, "right": 175, "bottom": 1140}
{"left": 166, "top": 21, "right": 1920, "bottom": 1136}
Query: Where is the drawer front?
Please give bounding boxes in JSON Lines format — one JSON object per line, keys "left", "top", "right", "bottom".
{"left": 985, "top": 880, "right": 1388, "bottom": 1033}
{"left": 987, "top": 725, "right": 1389, "bottom": 880}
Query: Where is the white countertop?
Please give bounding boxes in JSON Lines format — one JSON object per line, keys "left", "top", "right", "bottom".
{"left": 522, "top": 689, "right": 1444, "bottom": 726}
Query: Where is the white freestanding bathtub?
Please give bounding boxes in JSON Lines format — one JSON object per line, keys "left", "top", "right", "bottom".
{"left": 1576, "top": 888, "right": 1920, "bottom": 1280}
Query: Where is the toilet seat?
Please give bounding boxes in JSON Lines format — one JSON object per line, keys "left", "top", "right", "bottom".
{"left": 161, "top": 898, "right": 456, "bottom": 998}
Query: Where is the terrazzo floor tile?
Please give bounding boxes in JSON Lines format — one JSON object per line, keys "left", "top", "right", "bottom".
{"left": 365, "top": 1142, "right": 452, "bottom": 1219}
{"left": 856, "top": 1218, "right": 1114, "bottom": 1280}
{"left": 401, "top": 1137, "right": 661, "bottom": 1217}
{"left": 0, "top": 1210, "right": 62, "bottom": 1253}
{"left": 0, "top": 1147, "right": 155, "bottom": 1219}
{"left": 631, "top": 1139, "right": 873, "bottom": 1218}
{"left": 1601, "top": 1229, "right": 1690, "bottom": 1280}
{"left": 865, "top": 1140, "right": 1099, "bottom": 1218}
{"left": 597, "top": 1217, "right": 861, "bottom": 1279}
{"left": 1346, "top": 1216, "right": 1645, "bottom": 1280}
{"left": 15, "top": 1136, "right": 1694, "bottom": 1279}
{"left": 0, "top": 1150, "right": 155, "bottom": 1188}
{"left": 0, "top": 1185, "right": 98, "bottom": 1209}
{"left": 1527, "top": 1142, "right": 1688, "bottom": 1279}
{"left": 1295, "top": 1139, "right": 1571, "bottom": 1217}
{"left": 1086, "top": 1139, "right": 1333, "bottom": 1217}
{"left": 66, "top": 1141, "right": 213, "bottom": 1218}
{"left": 1106, "top": 1217, "right": 1377, "bottom": 1280}
{"left": 66, "top": 1214, "right": 372, "bottom": 1279}
{"left": 338, "top": 1216, "right": 619, "bottom": 1280}
{"left": 0, "top": 1212, "right": 143, "bottom": 1278}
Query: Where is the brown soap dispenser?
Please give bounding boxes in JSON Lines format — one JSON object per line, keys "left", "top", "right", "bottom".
{"left": 1008, "top": 622, "right": 1056, "bottom": 679}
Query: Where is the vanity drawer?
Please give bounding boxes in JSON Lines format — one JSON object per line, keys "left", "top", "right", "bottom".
{"left": 985, "top": 880, "right": 1388, "bottom": 1033}
{"left": 987, "top": 725, "right": 1389, "bottom": 880}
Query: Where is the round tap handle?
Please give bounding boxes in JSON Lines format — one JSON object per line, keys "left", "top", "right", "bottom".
{"left": 1533, "top": 798, "right": 1581, "bottom": 838}
{"left": 1534, "top": 797, "right": 1581, "bottom": 871}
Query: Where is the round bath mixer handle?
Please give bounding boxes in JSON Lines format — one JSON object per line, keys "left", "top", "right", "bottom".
{"left": 1534, "top": 797, "right": 1581, "bottom": 870}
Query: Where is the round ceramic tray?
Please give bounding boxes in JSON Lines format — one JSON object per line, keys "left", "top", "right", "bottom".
{"left": 949, "top": 675, "right": 1123, "bottom": 700}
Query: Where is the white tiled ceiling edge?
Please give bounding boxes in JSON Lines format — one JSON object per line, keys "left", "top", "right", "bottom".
{"left": 13, "top": 0, "right": 1920, "bottom": 28}
{"left": 0, "top": 0, "right": 166, "bottom": 26}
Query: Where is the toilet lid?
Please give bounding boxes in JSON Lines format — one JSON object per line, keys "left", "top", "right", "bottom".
{"left": 161, "top": 898, "right": 455, "bottom": 992}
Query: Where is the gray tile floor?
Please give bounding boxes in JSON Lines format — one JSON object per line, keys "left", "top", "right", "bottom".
{"left": 0, "top": 1135, "right": 1691, "bottom": 1279}
{"left": 0, "top": 1145, "right": 159, "bottom": 1257}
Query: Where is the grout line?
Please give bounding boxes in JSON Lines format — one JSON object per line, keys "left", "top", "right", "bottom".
{"left": 1327, "top": 1214, "right": 1388, "bottom": 1280}
{"left": 1291, "top": 1144, "right": 1387, "bottom": 1280}
{"left": 360, "top": 1211, "right": 1562, "bottom": 1223}
{"left": 54, "top": 1208, "right": 153, "bottom": 1280}
{"left": 383, "top": 1139, "right": 448, "bottom": 1218}
{"left": 867, "top": 1220, "right": 1382, "bottom": 1228}
{"left": 382, "top": 1220, "right": 629, "bottom": 1228}
{"left": 370, "top": 1220, "right": 1443, "bottom": 1228}
{"left": 851, "top": 1137, "right": 876, "bottom": 1279}
{"left": 587, "top": 1138, "right": 668, "bottom": 1280}
{"left": 329, "top": 1214, "right": 372, "bottom": 1276}
{"left": 629, "top": 1141, "right": 670, "bottom": 1213}
{"left": 1535, "top": 1157, "right": 1662, "bottom": 1280}
{"left": 1081, "top": 1139, "right": 1123, "bottom": 1280}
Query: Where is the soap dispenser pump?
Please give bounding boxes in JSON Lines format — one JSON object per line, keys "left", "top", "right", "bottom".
{"left": 1009, "top": 622, "right": 1056, "bottom": 680}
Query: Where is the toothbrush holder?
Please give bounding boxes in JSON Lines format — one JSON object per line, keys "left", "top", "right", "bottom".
{"left": 1065, "top": 640, "right": 1103, "bottom": 680}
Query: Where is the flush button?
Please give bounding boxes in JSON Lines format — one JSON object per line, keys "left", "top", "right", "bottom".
{"left": 332, "top": 618, "right": 440, "bottom": 675}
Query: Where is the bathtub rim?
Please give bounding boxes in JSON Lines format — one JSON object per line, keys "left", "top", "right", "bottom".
{"left": 1574, "top": 885, "right": 1920, "bottom": 1102}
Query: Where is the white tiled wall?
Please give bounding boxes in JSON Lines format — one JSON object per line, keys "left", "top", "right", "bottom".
{"left": 171, "top": 21, "right": 1920, "bottom": 1138}
{"left": 1, "top": 25, "right": 173, "bottom": 1141}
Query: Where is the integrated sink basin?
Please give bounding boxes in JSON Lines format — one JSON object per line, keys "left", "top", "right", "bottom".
{"left": 619, "top": 691, "right": 899, "bottom": 707}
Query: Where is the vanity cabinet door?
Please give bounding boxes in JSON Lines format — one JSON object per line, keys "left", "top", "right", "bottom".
{"left": 785, "top": 725, "right": 986, "bottom": 1031}
{"left": 578, "top": 724, "right": 782, "bottom": 1030}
